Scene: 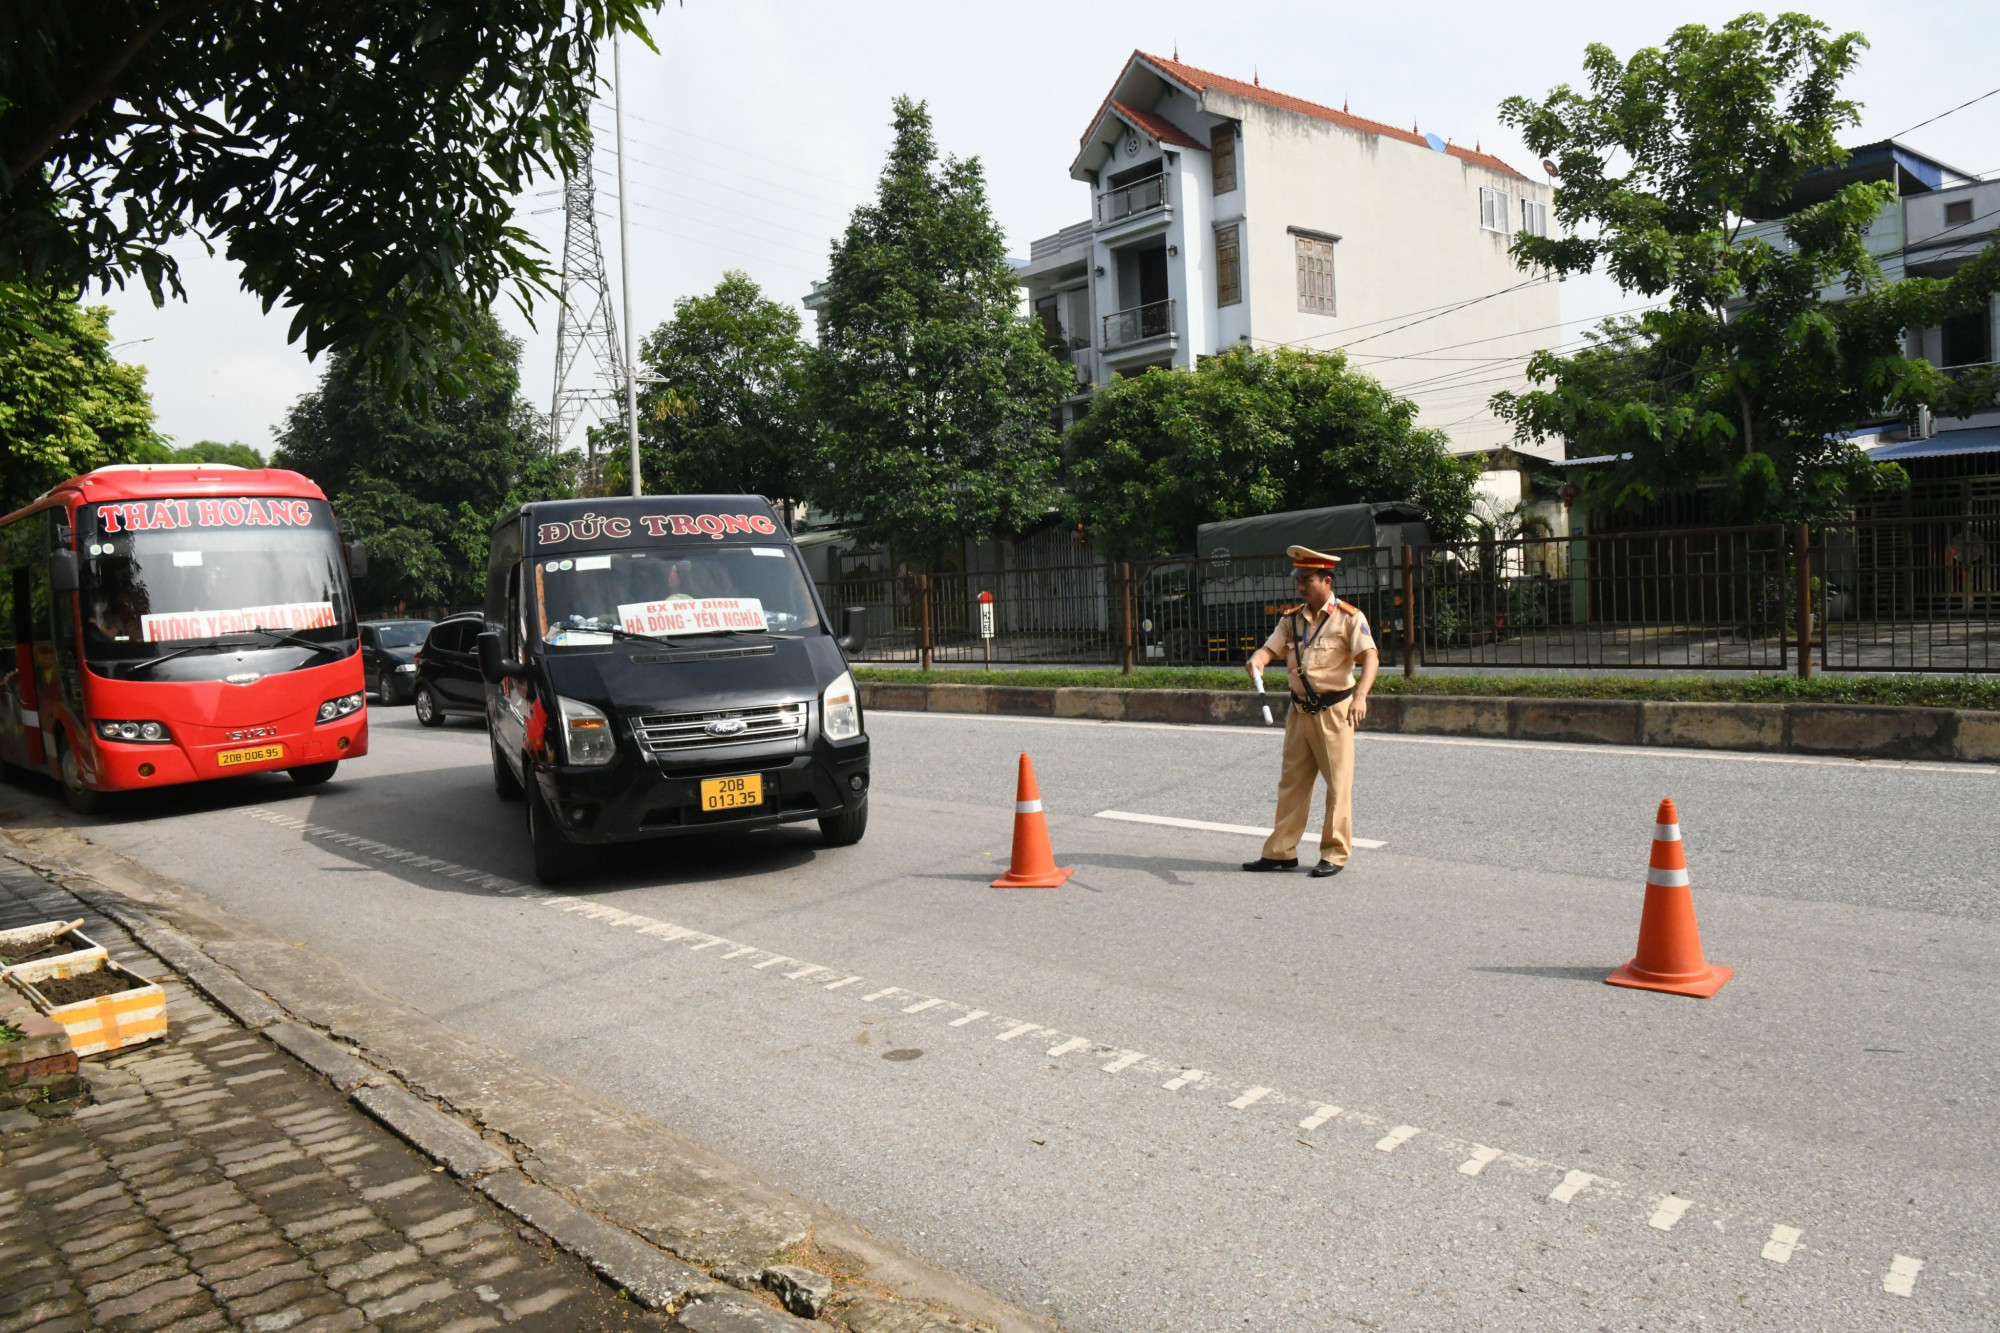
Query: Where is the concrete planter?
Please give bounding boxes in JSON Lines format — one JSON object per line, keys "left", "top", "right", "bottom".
{"left": 0, "top": 984, "right": 80, "bottom": 1108}
{"left": 7, "top": 955, "right": 167, "bottom": 1058}
{"left": 0, "top": 922, "right": 108, "bottom": 979}
{"left": 856, "top": 680, "right": 2000, "bottom": 765}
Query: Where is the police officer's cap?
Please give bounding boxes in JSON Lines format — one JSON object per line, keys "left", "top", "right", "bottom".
{"left": 1287, "top": 545, "right": 1341, "bottom": 571}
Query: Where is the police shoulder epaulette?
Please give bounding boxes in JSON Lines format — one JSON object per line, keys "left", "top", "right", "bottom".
{"left": 1336, "top": 600, "right": 1361, "bottom": 616}
{"left": 1279, "top": 603, "right": 1305, "bottom": 615}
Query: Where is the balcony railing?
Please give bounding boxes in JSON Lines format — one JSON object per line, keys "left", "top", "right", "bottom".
{"left": 1102, "top": 299, "right": 1175, "bottom": 351}
{"left": 1097, "top": 173, "right": 1166, "bottom": 225}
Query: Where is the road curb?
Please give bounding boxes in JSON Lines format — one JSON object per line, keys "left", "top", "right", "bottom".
{"left": 858, "top": 682, "right": 2000, "bottom": 763}
{"left": 479, "top": 1169, "right": 709, "bottom": 1310}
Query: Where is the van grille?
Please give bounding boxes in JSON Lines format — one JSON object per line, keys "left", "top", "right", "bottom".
{"left": 632, "top": 703, "right": 808, "bottom": 755}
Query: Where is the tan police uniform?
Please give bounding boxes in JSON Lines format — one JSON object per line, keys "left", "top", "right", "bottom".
{"left": 1259, "top": 551, "right": 1376, "bottom": 868}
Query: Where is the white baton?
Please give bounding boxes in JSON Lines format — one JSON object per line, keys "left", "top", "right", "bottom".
{"left": 1252, "top": 671, "right": 1273, "bottom": 726}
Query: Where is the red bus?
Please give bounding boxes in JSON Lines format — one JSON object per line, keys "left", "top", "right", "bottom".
{"left": 0, "top": 464, "right": 369, "bottom": 813}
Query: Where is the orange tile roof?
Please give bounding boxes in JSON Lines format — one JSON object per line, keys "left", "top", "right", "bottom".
{"left": 1087, "top": 51, "right": 1527, "bottom": 181}
{"left": 1105, "top": 99, "right": 1205, "bottom": 151}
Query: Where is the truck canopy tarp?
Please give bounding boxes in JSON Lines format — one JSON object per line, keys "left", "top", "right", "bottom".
{"left": 1196, "top": 502, "right": 1423, "bottom": 561}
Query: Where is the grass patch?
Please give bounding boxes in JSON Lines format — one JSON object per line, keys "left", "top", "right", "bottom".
{"left": 0, "top": 1021, "right": 21, "bottom": 1045}
{"left": 853, "top": 666, "right": 2000, "bottom": 710}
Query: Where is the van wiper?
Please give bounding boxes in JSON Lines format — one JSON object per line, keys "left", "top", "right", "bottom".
{"left": 550, "top": 622, "right": 675, "bottom": 647}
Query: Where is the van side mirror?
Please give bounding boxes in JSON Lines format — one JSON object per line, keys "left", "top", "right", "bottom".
{"left": 345, "top": 540, "right": 368, "bottom": 581}
{"left": 835, "top": 605, "right": 867, "bottom": 654}
{"left": 477, "top": 631, "right": 528, "bottom": 683}
{"left": 49, "top": 550, "right": 79, "bottom": 593}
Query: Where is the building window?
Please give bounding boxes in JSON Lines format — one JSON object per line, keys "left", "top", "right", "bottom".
{"left": 1216, "top": 225, "right": 1242, "bottom": 306}
{"left": 1519, "top": 197, "right": 1548, "bottom": 237}
{"left": 1945, "top": 199, "right": 1974, "bottom": 226}
{"left": 1941, "top": 304, "right": 1992, "bottom": 368}
{"left": 1480, "top": 187, "right": 1510, "bottom": 233}
{"left": 1211, "top": 124, "right": 1237, "bottom": 195}
{"left": 1295, "top": 234, "right": 1335, "bottom": 316}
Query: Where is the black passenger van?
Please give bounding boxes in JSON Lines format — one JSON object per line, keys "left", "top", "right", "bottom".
{"left": 477, "top": 496, "right": 869, "bottom": 883}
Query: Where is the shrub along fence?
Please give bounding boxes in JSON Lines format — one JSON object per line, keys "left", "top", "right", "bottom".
{"left": 816, "top": 515, "right": 1999, "bottom": 676}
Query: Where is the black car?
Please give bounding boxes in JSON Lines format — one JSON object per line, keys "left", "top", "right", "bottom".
{"left": 359, "top": 619, "right": 434, "bottom": 704}
{"left": 412, "top": 614, "right": 489, "bottom": 727}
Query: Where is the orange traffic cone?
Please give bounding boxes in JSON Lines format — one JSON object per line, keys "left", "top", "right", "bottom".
{"left": 991, "top": 754, "right": 1074, "bottom": 889}
{"left": 1606, "top": 798, "right": 1732, "bottom": 998}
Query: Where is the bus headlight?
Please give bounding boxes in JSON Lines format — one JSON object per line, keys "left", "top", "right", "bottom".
{"left": 559, "top": 696, "right": 616, "bottom": 765}
{"left": 316, "top": 692, "right": 365, "bottom": 723}
{"left": 96, "top": 720, "right": 171, "bottom": 743}
{"left": 822, "top": 671, "right": 861, "bottom": 741}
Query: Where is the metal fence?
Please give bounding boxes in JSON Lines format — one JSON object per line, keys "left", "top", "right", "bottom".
{"left": 817, "top": 515, "right": 2000, "bottom": 675}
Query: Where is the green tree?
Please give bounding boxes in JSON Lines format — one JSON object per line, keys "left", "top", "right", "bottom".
{"left": 600, "top": 270, "right": 815, "bottom": 512}
{"left": 3, "top": 0, "right": 660, "bottom": 395}
{"left": 1064, "top": 348, "right": 1480, "bottom": 559}
{"left": 0, "top": 288, "right": 162, "bottom": 513}
{"left": 812, "top": 97, "right": 1068, "bottom": 564}
{"left": 170, "top": 439, "right": 264, "bottom": 468}
{"left": 1495, "top": 12, "right": 2000, "bottom": 522}
{"left": 273, "top": 315, "right": 570, "bottom": 612}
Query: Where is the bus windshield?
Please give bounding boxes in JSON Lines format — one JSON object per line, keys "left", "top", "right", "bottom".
{"left": 81, "top": 498, "right": 357, "bottom": 681}
{"left": 535, "top": 545, "right": 819, "bottom": 646}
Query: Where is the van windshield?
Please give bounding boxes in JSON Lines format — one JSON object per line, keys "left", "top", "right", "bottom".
{"left": 534, "top": 545, "right": 819, "bottom": 647}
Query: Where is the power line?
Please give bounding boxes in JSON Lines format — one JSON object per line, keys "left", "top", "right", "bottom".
{"left": 589, "top": 124, "right": 862, "bottom": 217}
{"left": 1890, "top": 84, "right": 2000, "bottom": 140}
{"left": 617, "top": 108, "right": 873, "bottom": 191}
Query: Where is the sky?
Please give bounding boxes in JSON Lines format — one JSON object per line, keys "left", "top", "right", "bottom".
{"left": 96, "top": 0, "right": 2000, "bottom": 455}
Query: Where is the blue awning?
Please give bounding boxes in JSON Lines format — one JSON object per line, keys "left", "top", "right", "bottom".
{"left": 1867, "top": 426, "right": 2000, "bottom": 461}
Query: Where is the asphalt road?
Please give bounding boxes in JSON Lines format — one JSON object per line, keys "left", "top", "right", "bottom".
{"left": 46, "top": 705, "right": 2000, "bottom": 1331}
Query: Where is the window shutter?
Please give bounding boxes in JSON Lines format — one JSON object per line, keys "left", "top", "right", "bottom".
{"left": 1210, "top": 124, "right": 1237, "bottom": 195}
{"left": 1294, "top": 235, "right": 1334, "bottom": 315}
{"left": 1216, "top": 225, "right": 1241, "bottom": 306}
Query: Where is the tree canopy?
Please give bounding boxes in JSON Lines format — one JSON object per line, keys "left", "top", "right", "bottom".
{"left": 1495, "top": 12, "right": 2000, "bottom": 522}
{"left": 2, "top": 0, "right": 660, "bottom": 396}
{"left": 273, "top": 314, "right": 571, "bottom": 612}
{"left": 1064, "top": 348, "right": 1480, "bottom": 560}
{"left": 812, "top": 97, "right": 1069, "bottom": 564}
{"left": 0, "top": 288, "right": 162, "bottom": 513}
{"left": 600, "top": 270, "right": 814, "bottom": 514}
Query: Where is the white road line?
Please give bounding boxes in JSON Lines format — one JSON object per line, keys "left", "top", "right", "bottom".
{"left": 902, "top": 998, "right": 945, "bottom": 1015}
{"left": 1228, "top": 1086, "right": 1273, "bottom": 1110}
{"left": 1094, "top": 810, "right": 1386, "bottom": 850}
{"left": 1459, "top": 1146, "right": 1503, "bottom": 1176}
{"left": 1762, "top": 1225, "right": 1802, "bottom": 1264}
{"left": 783, "top": 965, "right": 825, "bottom": 980}
{"left": 1045, "top": 1037, "right": 1090, "bottom": 1057}
{"left": 721, "top": 946, "right": 758, "bottom": 960}
{"left": 751, "top": 956, "right": 791, "bottom": 969}
{"left": 1884, "top": 1255, "right": 1923, "bottom": 1297}
{"left": 948, "top": 1010, "right": 990, "bottom": 1027}
{"left": 1549, "top": 1170, "right": 1594, "bottom": 1204}
{"left": 1648, "top": 1196, "right": 1693, "bottom": 1231}
{"left": 688, "top": 939, "right": 726, "bottom": 951}
{"left": 822, "top": 976, "right": 862, "bottom": 990}
{"left": 1161, "top": 1070, "right": 1205, "bottom": 1091}
{"left": 1375, "top": 1125, "right": 1420, "bottom": 1153}
{"left": 861, "top": 987, "right": 902, "bottom": 1002}
{"left": 1101, "top": 1051, "right": 1145, "bottom": 1073}
{"left": 1298, "top": 1104, "right": 1340, "bottom": 1133}
{"left": 996, "top": 1023, "right": 1040, "bottom": 1042}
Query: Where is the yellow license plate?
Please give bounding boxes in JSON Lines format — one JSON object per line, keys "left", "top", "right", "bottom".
{"left": 217, "top": 743, "right": 286, "bottom": 768}
{"left": 700, "top": 773, "right": 762, "bottom": 812}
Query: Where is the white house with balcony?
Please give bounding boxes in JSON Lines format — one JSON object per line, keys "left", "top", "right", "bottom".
{"left": 1016, "top": 51, "right": 1562, "bottom": 457}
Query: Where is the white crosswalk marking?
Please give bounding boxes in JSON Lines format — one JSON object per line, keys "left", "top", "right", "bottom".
{"left": 1101, "top": 1051, "right": 1145, "bottom": 1073}
{"left": 1298, "top": 1105, "right": 1340, "bottom": 1133}
{"left": 1375, "top": 1125, "right": 1420, "bottom": 1153}
{"left": 1228, "top": 1087, "right": 1272, "bottom": 1110}
{"left": 1161, "top": 1070, "right": 1205, "bottom": 1091}
{"left": 1548, "top": 1170, "right": 1594, "bottom": 1204}
{"left": 1459, "top": 1146, "right": 1502, "bottom": 1176}
{"left": 1648, "top": 1196, "right": 1692, "bottom": 1231}
{"left": 1762, "top": 1225, "right": 1802, "bottom": 1264}
{"left": 1883, "top": 1255, "right": 1923, "bottom": 1297}
{"left": 1045, "top": 1037, "right": 1089, "bottom": 1057}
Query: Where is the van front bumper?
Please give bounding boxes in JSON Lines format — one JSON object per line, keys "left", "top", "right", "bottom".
{"left": 530, "top": 737, "right": 869, "bottom": 845}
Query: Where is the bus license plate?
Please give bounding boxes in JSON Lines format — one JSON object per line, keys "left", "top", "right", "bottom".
{"left": 700, "top": 774, "right": 762, "bottom": 812}
{"left": 217, "top": 743, "right": 285, "bottom": 768}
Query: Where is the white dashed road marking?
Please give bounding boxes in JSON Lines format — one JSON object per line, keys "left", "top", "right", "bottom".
{"left": 1375, "top": 1126, "right": 1420, "bottom": 1153}
{"left": 948, "top": 1010, "right": 989, "bottom": 1027}
{"left": 1094, "top": 810, "right": 1386, "bottom": 850}
{"left": 861, "top": 987, "right": 902, "bottom": 1002}
{"left": 822, "top": 976, "right": 862, "bottom": 990}
{"left": 1228, "top": 1087, "right": 1273, "bottom": 1110}
{"left": 783, "top": 965, "right": 825, "bottom": 980}
{"left": 1549, "top": 1170, "right": 1594, "bottom": 1204}
{"left": 1045, "top": 1037, "right": 1090, "bottom": 1057}
{"left": 1883, "top": 1255, "right": 1923, "bottom": 1297}
{"left": 1459, "top": 1146, "right": 1502, "bottom": 1176}
{"left": 1161, "top": 1070, "right": 1205, "bottom": 1091}
{"left": 996, "top": 1023, "right": 1039, "bottom": 1042}
{"left": 1648, "top": 1196, "right": 1692, "bottom": 1231}
{"left": 1101, "top": 1051, "right": 1145, "bottom": 1073}
{"left": 1763, "top": 1225, "right": 1803, "bottom": 1264}
{"left": 902, "top": 998, "right": 944, "bottom": 1015}
{"left": 1299, "top": 1105, "right": 1340, "bottom": 1133}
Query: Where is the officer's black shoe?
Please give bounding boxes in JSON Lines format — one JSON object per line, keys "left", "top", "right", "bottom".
{"left": 1241, "top": 857, "right": 1299, "bottom": 872}
{"left": 1308, "top": 860, "right": 1344, "bottom": 878}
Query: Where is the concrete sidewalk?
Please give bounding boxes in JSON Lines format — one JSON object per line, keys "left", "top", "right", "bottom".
{"left": 0, "top": 860, "right": 662, "bottom": 1332}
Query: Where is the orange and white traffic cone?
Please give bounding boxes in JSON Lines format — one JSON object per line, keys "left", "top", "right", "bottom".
{"left": 1606, "top": 798, "right": 1733, "bottom": 998}
{"left": 991, "top": 753, "right": 1074, "bottom": 889}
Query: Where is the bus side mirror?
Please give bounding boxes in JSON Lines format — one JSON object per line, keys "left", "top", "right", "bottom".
{"left": 49, "top": 550, "right": 79, "bottom": 593}
{"left": 836, "top": 605, "right": 867, "bottom": 654}
{"left": 477, "top": 631, "right": 528, "bottom": 684}
{"left": 345, "top": 540, "right": 368, "bottom": 581}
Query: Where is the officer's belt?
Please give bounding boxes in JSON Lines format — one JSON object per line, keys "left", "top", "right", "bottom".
{"left": 1287, "top": 684, "right": 1355, "bottom": 714}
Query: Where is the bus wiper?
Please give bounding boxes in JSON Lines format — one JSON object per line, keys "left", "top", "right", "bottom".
{"left": 245, "top": 626, "right": 344, "bottom": 657}
{"left": 122, "top": 638, "right": 244, "bottom": 677}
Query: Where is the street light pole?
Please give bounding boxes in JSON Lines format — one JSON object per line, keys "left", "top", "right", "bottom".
{"left": 613, "top": 33, "right": 641, "bottom": 497}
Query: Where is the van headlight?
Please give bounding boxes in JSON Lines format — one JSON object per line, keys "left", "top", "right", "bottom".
{"left": 559, "top": 696, "right": 616, "bottom": 765}
{"left": 822, "top": 671, "right": 861, "bottom": 742}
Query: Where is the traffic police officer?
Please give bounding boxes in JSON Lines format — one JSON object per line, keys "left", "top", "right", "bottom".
{"left": 1241, "top": 546, "right": 1377, "bottom": 878}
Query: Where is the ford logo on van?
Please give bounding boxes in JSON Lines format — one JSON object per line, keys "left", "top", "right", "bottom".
{"left": 704, "top": 718, "right": 749, "bottom": 737}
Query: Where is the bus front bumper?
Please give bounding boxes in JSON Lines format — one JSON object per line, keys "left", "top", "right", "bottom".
{"left": 91, "top": 712, "right": 370, "bottom": 789}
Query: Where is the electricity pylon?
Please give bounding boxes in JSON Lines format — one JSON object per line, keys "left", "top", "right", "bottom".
{"left": 549, "top": 145, "right": 623, "bottom": 493}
